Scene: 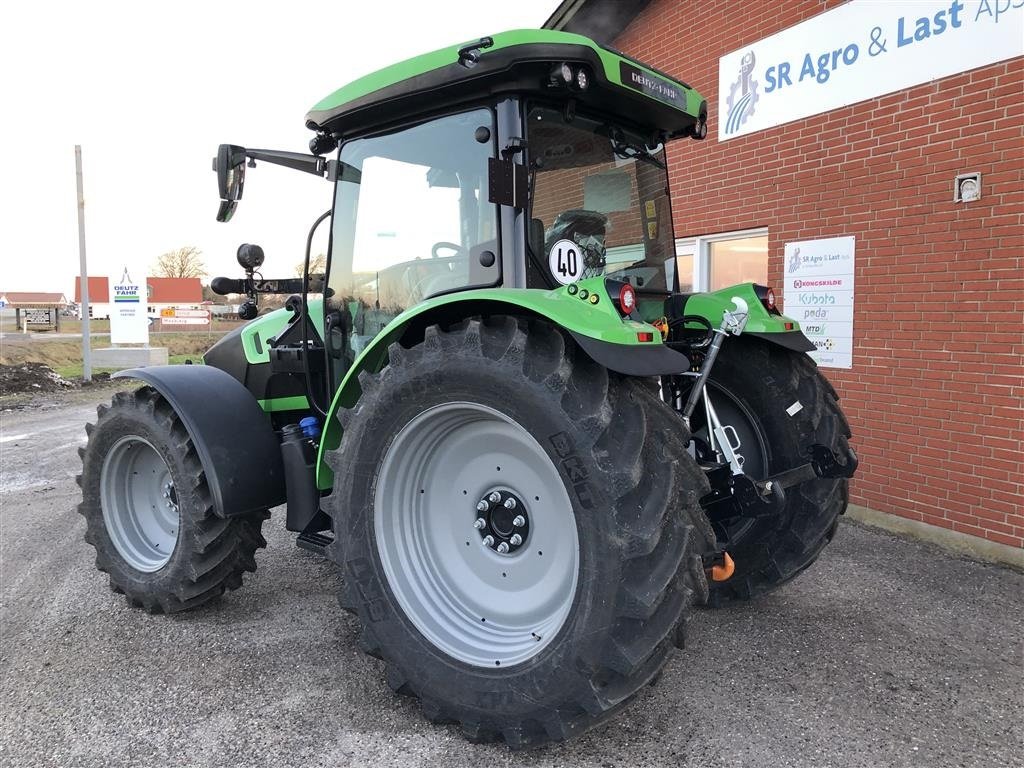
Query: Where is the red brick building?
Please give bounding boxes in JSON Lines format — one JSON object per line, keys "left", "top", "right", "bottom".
{"left": 547, "top": 0, "right": 1023, "bottom": 553}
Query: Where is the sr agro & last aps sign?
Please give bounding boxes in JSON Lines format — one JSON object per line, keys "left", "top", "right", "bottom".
{"left": 719, "top": 0, "right": 1024, "bottom": 140}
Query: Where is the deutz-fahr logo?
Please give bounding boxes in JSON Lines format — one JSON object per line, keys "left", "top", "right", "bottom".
{"left": 113, "top": 268, "right": 141, "bottom": 303}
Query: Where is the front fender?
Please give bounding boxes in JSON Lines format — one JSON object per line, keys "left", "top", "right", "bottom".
{"left": 113, "top": 365, "right": 286, "bottom": 517}
{"left": 315, "top": 280, "right": 689, "bottom": 487}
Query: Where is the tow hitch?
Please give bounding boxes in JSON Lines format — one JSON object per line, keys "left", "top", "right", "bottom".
{"left": 764, "top": 443, "right": 859, "bottom": 490}
{"left": 701, "top": 442, "right": 857, "bottom": 527}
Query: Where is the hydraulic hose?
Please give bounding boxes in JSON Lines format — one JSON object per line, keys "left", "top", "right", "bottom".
{"left": 303, "top": 210, "right": 332, "bottom": 419}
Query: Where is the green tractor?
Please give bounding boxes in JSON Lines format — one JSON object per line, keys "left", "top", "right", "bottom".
{"left": 78, "top": 30, "right": 856, "bottom": 748}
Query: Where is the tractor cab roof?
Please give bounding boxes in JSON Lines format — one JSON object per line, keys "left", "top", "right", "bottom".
{"left": 306, "top": 29, "right": 706, "bottom": 143}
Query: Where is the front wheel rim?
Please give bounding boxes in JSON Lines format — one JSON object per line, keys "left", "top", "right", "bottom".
{"left": 100, "top": 436, "right": 179, "bottom": 571}
{"left": 375, "top": 402, "right": 579, "bottom": 668}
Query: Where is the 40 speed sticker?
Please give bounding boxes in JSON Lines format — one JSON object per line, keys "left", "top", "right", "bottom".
{"left": 548, "top": 239, "right": 582, "bottom": 285}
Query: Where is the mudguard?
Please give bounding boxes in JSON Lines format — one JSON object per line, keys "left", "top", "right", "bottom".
{"left": 113, "top": 365, "right": 285, "bottom": 517}
{"left": 678, "top": 285, "right": 816, "bottom": 352}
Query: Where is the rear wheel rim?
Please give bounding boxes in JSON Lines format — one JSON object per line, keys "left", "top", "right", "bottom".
{"left": 375, "top": 402, "right": 579, "bottom": 668}
{"left": 100, "top": 436, "right": 179, "bottom": 572}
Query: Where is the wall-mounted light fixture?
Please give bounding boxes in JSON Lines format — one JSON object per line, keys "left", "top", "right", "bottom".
{"left": 954, "top": 172, "right": 982, "bottom": 203}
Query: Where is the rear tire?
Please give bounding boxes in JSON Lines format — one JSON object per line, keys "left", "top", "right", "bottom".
{"left": 78, "top": 387, "right": 267, "bottom": 613}
{"left": 693, "top": 337, "right": 853, "bottom": 604}
{"left": 326, "top": 317, "right": 714, "bottom": 748}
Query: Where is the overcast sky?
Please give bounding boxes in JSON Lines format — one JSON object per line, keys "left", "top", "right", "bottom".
{"left": 0, "top": 0, "right": 553, "bottom": 296}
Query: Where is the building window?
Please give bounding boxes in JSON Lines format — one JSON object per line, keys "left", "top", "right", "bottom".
{"left": 676, "top": 228, "right": 768, "bottom": 292}
{"left": 675, "top": 241, "right": 695, "bottom": 292}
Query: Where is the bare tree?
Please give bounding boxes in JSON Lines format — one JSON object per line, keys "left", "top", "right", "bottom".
{"left": 295, "top": 253, "right": 327, "bottom": 277}
{"left": 153, "top": 246, "right": 207, "bottom": 279}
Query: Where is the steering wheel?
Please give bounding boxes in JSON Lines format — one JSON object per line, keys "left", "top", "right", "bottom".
{"left": 431, "top": 241, "right": 466, "bottom": 259}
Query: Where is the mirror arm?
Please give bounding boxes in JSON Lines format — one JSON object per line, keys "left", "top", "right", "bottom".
{"left": 244, "top": 149, "right": 329, "bottom": 178}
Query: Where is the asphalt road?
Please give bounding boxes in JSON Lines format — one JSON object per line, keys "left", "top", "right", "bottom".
{"left": 1, "top": 388, "right": 1022, "bottom": 768}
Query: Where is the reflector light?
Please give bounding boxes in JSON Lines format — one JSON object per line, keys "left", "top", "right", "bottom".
{"left": 618, "top": 283, "right": 636, "bottom": 315}
{"left": 784, "top": 322, "right": 794, "bottom": 330}
{"left": 637, "top": 332, "right": 654, "bottom": 342}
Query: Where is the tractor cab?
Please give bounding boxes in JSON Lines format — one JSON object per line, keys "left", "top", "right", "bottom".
{"left": 209, "top": 30, "right": 708, "bottom": 409}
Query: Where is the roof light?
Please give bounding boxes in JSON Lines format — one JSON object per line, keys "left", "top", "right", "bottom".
{"left": 550, "top": 63, "right": 573, "bottom": 86}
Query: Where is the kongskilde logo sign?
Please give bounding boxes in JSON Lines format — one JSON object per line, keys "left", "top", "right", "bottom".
{"left": 783, "top": 236, "right": 856, "bottom": 370}
{"left": 717, "top": 0, "right": 1024, "bottom": 141}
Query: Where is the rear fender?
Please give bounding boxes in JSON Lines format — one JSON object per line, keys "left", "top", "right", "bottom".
{"left": 112, "top": 365, "right": 285, "bottom": 517}
{"left": 681, "top": 284, "right": 816, "bottom": 352}
{"left": 315, "top": 281, "right": 689, "bottom": 488}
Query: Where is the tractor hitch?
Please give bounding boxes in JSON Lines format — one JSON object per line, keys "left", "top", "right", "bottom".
{"left": 700, "top": 466, "right": 786, "bottom": 524}
{"left": 699, "top": 442, "right": 855, "bottom": 526}
{"left": 762, "top": 443, "right": 859, "bottom": 493}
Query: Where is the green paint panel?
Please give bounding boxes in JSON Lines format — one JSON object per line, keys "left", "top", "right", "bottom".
{"left": 240, "top": 299, "right": 325, "bottom": 365}
{"left": 309, "top": 29, "right": 703, "bottom": 122}
{"left": 257, "top": 395, "right": 310, "bottom": 413}
{"left": 683, "top": 284, "right": 803, "bottom": 335}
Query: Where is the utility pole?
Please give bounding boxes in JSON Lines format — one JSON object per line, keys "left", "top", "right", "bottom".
{"left": 75, "top": 145, "right": 92, "bottom": 382}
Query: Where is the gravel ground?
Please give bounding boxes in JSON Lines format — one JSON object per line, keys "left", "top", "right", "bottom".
{"left": 1, "top": 388, "right": 1022, "bottom": 768}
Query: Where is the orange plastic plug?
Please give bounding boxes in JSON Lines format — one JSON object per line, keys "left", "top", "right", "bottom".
{"left": 711, "top": 552, "right": 735, "bottom": 582}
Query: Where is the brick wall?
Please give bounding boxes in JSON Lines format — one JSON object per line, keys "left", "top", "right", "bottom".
{"left": 614, "top": 0, "right": 1024, "bottom": 548}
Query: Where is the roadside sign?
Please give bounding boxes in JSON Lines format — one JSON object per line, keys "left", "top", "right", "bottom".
{"left": 110, "top": 268, "right": 149, "bottom": 344}
{"left": 161, "top": 311, "right": 210, "bottom": 326}
{"left": 25, "top": 308, "right": 55, "bottom": 327}
{"left": 160, "top": 307, "right": 210, "bottom": 320}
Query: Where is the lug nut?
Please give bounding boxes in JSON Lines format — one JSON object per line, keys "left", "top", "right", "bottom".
{"left": 482, "top": 535, "right": 495, "bottom": 548}
{"left": 497, "top": 542, "right": 510, "bottom": 554}
{"left": 512, "top": 515, "right": 525, "bottom": 527}
{"left": 476, "top": 499, "right": 489, "bottom": 512}
{"left": 474, "top": 518, "right": 487, "bottom": 530}
{"left": 488, "top": 491, "right": 501, "bottom": 504}
{"left": 509, "top": 533, "right": 522, "bottom": 546}
{"left": 503, "top": 497, "right": 517, "bottom": 510}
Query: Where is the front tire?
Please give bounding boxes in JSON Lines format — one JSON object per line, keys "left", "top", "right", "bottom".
{"left": 327, "top": 318, "right": 714, "bottom": 748}
{"left": 78, "top": 387, "right": 267, "bottom": 612}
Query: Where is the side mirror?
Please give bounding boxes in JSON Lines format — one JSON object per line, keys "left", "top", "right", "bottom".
{"left": 213, "top": 144, "right": 247, "bottom": 222}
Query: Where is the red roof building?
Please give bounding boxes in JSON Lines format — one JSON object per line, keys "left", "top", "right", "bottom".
{"left": 147, "top": 277, "right": 202, "bottom": 304}
{"left": 74, "top": 276, "right": 202, "bottom": 305}
{"left": 74, "top": 276, "right": 109, "bottom": 303}
{"left": 0, "top": 292, "right": 68, "bottom": 306}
